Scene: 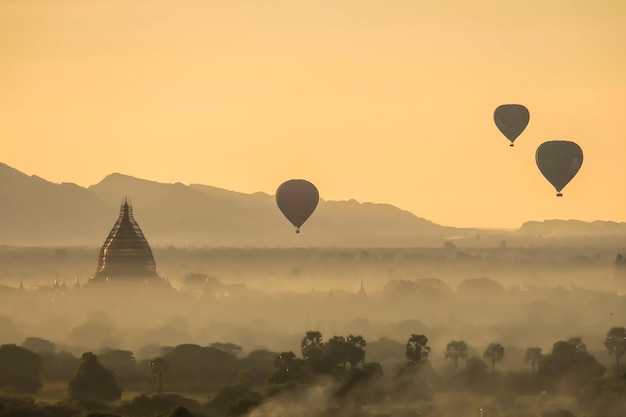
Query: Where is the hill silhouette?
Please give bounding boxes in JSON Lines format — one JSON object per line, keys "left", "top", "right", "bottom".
{"left": 1, "top": 162, "right": 624, "bottom": 247}
{"left": 516, "top": 219, "right": 626, "bottom": 238}
{"left": 0, "top": 162, "right": 457, "bottom": 247}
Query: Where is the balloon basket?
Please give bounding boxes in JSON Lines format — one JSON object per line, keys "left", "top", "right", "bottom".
{"left": 556, "top": 193, "right": 563, "bottom": 197}
{"left": 296, "top": 229, "right": 300, "bottom": 234}
{"left": 509, "top": 143, "right": 514, "bottom": 147}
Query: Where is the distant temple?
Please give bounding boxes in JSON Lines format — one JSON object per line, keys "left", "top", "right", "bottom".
{"left": 90, "top": 199, "right": 165, "bottom": 284}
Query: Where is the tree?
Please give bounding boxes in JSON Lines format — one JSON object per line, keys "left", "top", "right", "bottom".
{"left": 98, "top": 349, "right": 138, "bottom": 383}
{"left": 444, "top": 340, "right": 468, "bottom": 374}
{"left": 405, "top": 334, "right": 431, "bottom": 365}
{"left": 210, "top": 342, "right": 243, "bottom": 358}
{"left": 21, "top": 337, "right": 55, "bottom": 353}
{"left": 325, "top": 336, "right": 349, "bottom": 372}
{"left": 40, "top": 350, "right": 81, "bottom": 382}
{"left": 567, "top": 337, "right": 587, "bottom": 352}
{"left": 604, "top": 326, "right": 626, "bottom": 376}
{"left": 483, "top": 343, "right": 504, "bottom": 371}
{"left": 464, "top": 356, "right": 489, "bottom": 389}
{"left": 68, "top": 352, "right": 122, "bottom": 401}
{"left": 444, "top": 241, "right": 456, "bottom": 251}
{"left": 524, "top": 347, "right": 543, "bottom": 373}
{"left": 301, "top": 331, "right": 325, "bottom": 372}
{"left": 538, "top": 340, "right": 606, "bottom": 395}
{"left": 150, "top": 357, "right": 169, "bottom": 394}
{"left": 267, "top": 351, "right": 308, "bottom": 385}
{"left": 238, "top": 349, "right": 279, "bottom": 387}
{"left": 346, "top": 335, "right": 367, "bottom": 368}
{"left": 163, "top": 344, "right": 239, "bottom": 387}
{"left": 205, "top": 384, "right": 262, "bottom": 417}
{"left": 301, "top": 331, "right": 323, "bottom": 360}
{"left": 0, "top": 344, "right": 42, "bottom": 393}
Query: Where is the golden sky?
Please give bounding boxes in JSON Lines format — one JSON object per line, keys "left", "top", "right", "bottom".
{"left": 1, "top": 0, "right": 625, "bottom": 228}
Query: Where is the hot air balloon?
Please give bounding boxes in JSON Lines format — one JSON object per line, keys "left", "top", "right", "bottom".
{"left": 494, "top": 104, "right": 530, "bottom": 147}
{"left": 535, "top": 141, "right": 583, "bottom": 197}
{"left": 276, "top": 179, "right": 319, "bottom": 233}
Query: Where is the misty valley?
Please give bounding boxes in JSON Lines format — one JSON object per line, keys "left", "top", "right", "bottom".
{"left": 1, "top": 243, "right": 626, "bottom": 417}
{"left": 3, "top": 0, "right": 626, "bottom": 415}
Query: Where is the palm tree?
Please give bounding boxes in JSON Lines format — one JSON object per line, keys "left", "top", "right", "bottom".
{"left": 604, "top": 327, "right": 626, "bottom": 376}
{"left": 301, "top": 331, "right": 323, "bottom": 360}
{"left": 149, "top": 357, "right": 169, "bottom": 394}
{"left": 524, "top": 347, "right": 542, "bottom": 373}
{"left": 445, "top": 340, "right": 468, "bottom": 374}
{"left": 483, "top": 343, "right": 504, "bottom": 371}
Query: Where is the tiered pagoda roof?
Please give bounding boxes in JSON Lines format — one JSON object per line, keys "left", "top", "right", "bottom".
{"left": 91, "top": 199, "right": 162, "bottom": 283}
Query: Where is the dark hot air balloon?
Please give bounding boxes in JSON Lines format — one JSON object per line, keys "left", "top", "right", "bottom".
{"left": 535, "top": 141, "right": 583, "bottom": 197}
{"left": 276, "top": 179, "right": 319, "bottom": 233}
{"left": 494, "top": 104, "right": 530, "bottom": 147}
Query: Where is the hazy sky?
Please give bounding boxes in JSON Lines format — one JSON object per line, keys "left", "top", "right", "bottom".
{"left": 1, "top": 0, "right": 625, "bottom": 228}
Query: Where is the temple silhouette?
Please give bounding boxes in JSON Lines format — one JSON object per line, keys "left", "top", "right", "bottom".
{"left": 90, "top": 198, "right": 165, "bottom": 284}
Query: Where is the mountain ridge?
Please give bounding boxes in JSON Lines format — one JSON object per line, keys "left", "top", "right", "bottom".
{"left": 0, "top": 162, "right": 624, "bottom": 246}
{"left": 0, "top": 162, "right": 458, "bottom": 246}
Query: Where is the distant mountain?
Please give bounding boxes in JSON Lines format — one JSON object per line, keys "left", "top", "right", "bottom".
{"left": 0, "top": 162, "right": 459, "bottom": 247}
{"left": 0, "top": 163, "right": 113, "bottom": 245}
{"left": 3, "top": 162, "right": 623, "bottom": 247}
{"left": 516, "top": 219, "right": 626, "bottom": 237}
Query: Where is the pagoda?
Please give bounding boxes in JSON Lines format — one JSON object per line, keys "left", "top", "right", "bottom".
{"left": 90, "top": 198, "right": 164, "bottom": 284}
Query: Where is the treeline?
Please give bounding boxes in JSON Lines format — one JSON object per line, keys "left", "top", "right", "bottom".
{"left": 2, "top": 327, "right": 626, "bottom": 416}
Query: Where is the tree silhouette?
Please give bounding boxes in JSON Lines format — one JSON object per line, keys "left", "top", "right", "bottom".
{"left": 524, "top": 347, "right": 543, "bottom": 373}
{"left": 150, "top": 357, "right": 169, "bottom": 394}
{"left": 483, "top": 343, "right": 504, "bottom": 371}
{"left": 405, "top": 334, "right": 431, "bottom": 365}
{"left": 301, "top": 331, "right": 323, "bottom": 360}
{"left": 267, "top": 351, "right": 307, "bottom": 384}
{"left": 238, "top": 349, "right": 278, "bottom": 386}
{"left": 68, "top": 352, "right": 122, "bottom": 401}
{"left": 210, "top": 342, "right": 243, "bottom": 358}
{"left": 163, "top": 344, "right": 239, "bottom": 387}
{"left": 604, "top": 326, "right": 626, "bottom": 376}
{"left": 346, "top": 335, "right": 367, "bottom": 368}
{"left": 464, "top": 356, "right": 489, "bottom": 388}
{"left": 301, "top": 330, "right": 325, "bottom": 372}
{"left": 99, "top": 349, "right": 138, "bottom": 383}
{"left": 444, "top": 340, "right": 468, "bottom": 374}
{"left": 21, "top": 337, "right": 55, "bottom": 354}
{"left": 0, "top": 344, "right": 42, "bottom": 393}
{"left": 538, "top": 340, "right": 606, "bottom": 394}
{"left": 325, "top": 336, "right": 349, "bottom": 372}
{"left": 567, "top": 337, "right": 587, "bottom": 352}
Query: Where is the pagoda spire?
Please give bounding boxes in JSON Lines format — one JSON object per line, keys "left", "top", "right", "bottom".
{"left": 91, "top": 197, "right": 161, "bottom": 284}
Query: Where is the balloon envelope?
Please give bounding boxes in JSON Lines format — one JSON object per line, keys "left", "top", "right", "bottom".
{"left": 276, "top": 179, "right": 319, "bottom": 232}
{"left": 535, "top": 141, "right": 583, "bottom": 196}
{"left": 494, "top": 104, "right": 530, "bottom": 146}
